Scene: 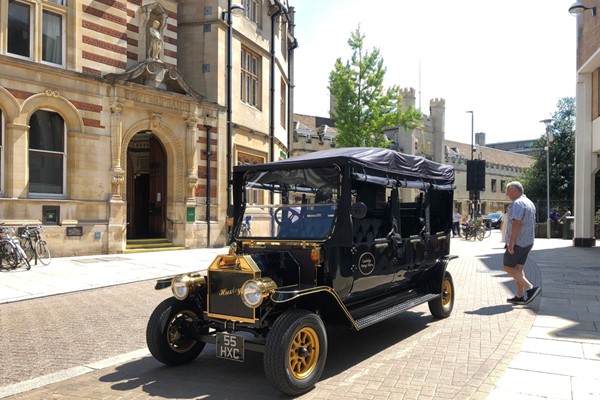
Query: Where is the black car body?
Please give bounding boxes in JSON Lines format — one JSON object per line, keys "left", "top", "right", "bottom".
{"left": 147, "top": 147, "right": 457, "bottom": 395}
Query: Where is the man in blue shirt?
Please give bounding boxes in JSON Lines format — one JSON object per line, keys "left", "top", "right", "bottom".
{"left": 503, "top": 181, "right": 540, "bottom": 305}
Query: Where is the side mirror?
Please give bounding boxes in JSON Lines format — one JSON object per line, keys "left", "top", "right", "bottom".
{"left": 349, "top": 202, "right": 367, "bottom": 219}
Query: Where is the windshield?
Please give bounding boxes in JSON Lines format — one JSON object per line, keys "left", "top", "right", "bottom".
{"left": 236, "top": 166, "right": 340, "bottom": 240}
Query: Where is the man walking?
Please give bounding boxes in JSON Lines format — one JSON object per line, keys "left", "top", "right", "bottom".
{"left": 503, "top": 181, "right": 541, "bottom": 305}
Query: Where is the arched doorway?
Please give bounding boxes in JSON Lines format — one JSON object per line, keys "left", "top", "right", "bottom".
{"left": 126, "top": 132, "right": 167, "bottom": 239}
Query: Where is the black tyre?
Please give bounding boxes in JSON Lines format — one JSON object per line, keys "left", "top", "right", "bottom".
{"left": 264, "top": 309, "right": 327, "bottom": 396}
{"left": 483, "top": 227, "right": 492, "bottom": 238}
{"left": 146, "top": 297, "right": 205, "bottom": 365}
{"left": 35, "top": 241, "right": 51, "bottom": 265}
{"left": 0, "top": 241, "right": 18, "bottom": 270}
{"left": 428, "top": 271, "right": 455, "bottom": 318}
{"left": 18, "top": 253, "right": 31, "bottom": 270}
{"left": 476, "top": 227, "right": 485, "bottom": 241}
{"left": 20, "top": 238, "right": 35, "bottom": 262}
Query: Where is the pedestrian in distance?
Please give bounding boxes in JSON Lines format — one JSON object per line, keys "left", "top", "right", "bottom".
{"left": 452, "top": 208, "right": 461, "bottom": 237}
{"left": 500, "top": 205, "right": 509, "bottom": 246}
{"left": 503, "top": 181, "right": 541, "bottom": 305}
{"left": 559, "top": 207, "right": 571, "bottom": 222}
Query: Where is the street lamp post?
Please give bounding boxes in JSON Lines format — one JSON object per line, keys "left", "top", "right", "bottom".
{"left": 540, "top": 118, "right": 554, "bottom": 239}
{"left": 223, "top": 2, "right": 244, "bottom": 227}
{"left": 466, "top": 111, "right": 475, "bottom": 220}
{"left": 466, "top": 111, "right": 474, "bottom": 160}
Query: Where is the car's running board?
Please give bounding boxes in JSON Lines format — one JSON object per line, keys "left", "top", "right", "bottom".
{"left": 354, "top": 293, "right": 440, "bottom": 330}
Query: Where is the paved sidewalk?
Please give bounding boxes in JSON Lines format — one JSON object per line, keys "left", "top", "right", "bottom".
{"left": 488, "top": 238, "right": 600, "bottom": 399}
{"left": 1, "top": 237, "right": 599, "bottom": 399}
{"left": 0, "top": 247, "right": 228, "bottom": 304}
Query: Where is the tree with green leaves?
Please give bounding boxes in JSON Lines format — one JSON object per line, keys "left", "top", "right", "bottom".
{"left": 522, "top": 97, "right": 575, "bottom": 211}
{"left": 328, "top": 27, "right": 422, "bottom": 148}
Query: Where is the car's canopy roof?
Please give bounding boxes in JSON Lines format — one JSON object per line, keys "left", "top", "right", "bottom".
{"left": 234, "top": 147, "right": 455, "bottom": 188}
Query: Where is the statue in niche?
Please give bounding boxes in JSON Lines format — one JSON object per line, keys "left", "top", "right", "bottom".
{"left": 148, "top": 20, "right": 163, "bottom": 61}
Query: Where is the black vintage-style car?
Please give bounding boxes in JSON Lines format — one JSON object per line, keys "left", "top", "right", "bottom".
{"left": 146, "top": 147, "right": 457, "bottom": 395}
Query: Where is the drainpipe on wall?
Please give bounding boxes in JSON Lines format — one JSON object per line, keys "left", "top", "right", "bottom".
{"left": 269, "top": 2, "right": 283, "bottom": 164}
{"left": 287, "top": 6, "right": 298, "bottom": 157}
{"left": 269, "top": 1, "right": 284, "bottom": 213}
{"left": 205, "top": 125, "right": 212, "bottom": 247}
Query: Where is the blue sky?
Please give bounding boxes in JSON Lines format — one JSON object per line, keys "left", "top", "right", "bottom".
{"left": 292, "top": 0, "right": 577, "bottom": 144}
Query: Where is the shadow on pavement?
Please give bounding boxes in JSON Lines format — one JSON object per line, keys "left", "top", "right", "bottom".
{"left": 473, "top": 244, "right": 600, "bottom": 340}
{"left": 464, "top": 304, "right": 514, "bottom": 316}
{"left": 98, "top": 311, "right": 438, "bottom": 399}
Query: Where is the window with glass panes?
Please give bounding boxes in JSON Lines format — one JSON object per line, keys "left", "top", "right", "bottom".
{"left": 241, "top": 47, "right": 260, "bottom": 108}
{"left": 242, "top": 0, "right": 260, "bottom": 26}
{"left": 29, "top": 110, "right": 66, "bottom": 196}
{"left": 280, "top": 19, "right": 287, "bottom": 61}
{"left": 6, "top": 0, "right": 65, "bottom": 66}
{"left": 237, "top": 152, "right": 264, "bottom": 204}
{"left": 280, "top": 78, "right": 286, "bottom": 128}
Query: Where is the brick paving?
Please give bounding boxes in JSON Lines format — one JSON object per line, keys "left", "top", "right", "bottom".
{"left": 0, "top": 281, "right": 169, "bottom": 387}
{"left": 0, "top": 232, "right": 549, "bottom": 399}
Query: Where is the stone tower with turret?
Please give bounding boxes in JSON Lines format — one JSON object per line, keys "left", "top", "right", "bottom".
{"left": 429, "top": 98, "right": 445, "bottom": 162}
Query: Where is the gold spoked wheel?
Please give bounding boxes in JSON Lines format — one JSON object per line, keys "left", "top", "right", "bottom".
{"left": 428, "top": 271, "right": 455, "bottom": 318}
{"left": 264, "top": 309, "right": 328, "bottom": 396}
{"left": 289, "top": 327, "right": 320, "bottom": 379}
{"left": 441, "top": 278, "right": 453, "bottom": 310}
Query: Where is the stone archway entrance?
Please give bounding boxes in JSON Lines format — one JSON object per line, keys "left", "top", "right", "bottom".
{"left": 126, "top": 132, "right": 167, "bottom": 239}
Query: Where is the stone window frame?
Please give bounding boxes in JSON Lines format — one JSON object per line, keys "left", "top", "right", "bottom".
{"left": 240, "top": 46, "right": 261, "bottom": 109}
{"left": 28, "top": 109, "right": 67, "bottom": 198}
{"left": 3, "top": 0, "right": 68, "bottom": 67}
{"left": 237, "top": 150, "right": 265, "bottom": 204}
{"left": 242, "top": 0, "right": 261, "bottom": 28}
{"left": 280, "top": 18, "right": 287, "bottom": 61}
{"left": 280, "top": 78, "right": 286, "bottom": 129}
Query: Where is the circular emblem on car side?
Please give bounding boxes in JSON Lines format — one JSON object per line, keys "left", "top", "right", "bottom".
{"left": 358, "top": 252, "right": 375, "bottom": 276}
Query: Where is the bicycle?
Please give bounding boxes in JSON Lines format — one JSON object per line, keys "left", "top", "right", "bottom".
{"left": 0, "top": 226, "right": 30, "bottom": 270}
{"left": 476, "top": 219, "right": 492, "bottom": 239}
{"left": 0, "top": 228, "right": 18, "bottom": 270}
{"left": 461, "top": 220, "right": 489, "bottom": 241}
{"left": 461, "top": 222, "right": 477, "bottom": 240}
{"left": 20, "top": 225, "right": 51, "bottom": 266}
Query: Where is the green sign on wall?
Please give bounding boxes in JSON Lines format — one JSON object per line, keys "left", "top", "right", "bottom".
{"left": 186, "top": 207, "right": 195, "bottom": 222}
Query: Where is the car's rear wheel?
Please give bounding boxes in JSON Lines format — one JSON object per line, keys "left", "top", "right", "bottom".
{"left": 146, "top": 297, "right": 206, "bottom": 365}
{"left": 428, "top": 272, "right": 454, "bottom": 318}
{"left": 264, "top": 309, "right": 327, "bottom": 396}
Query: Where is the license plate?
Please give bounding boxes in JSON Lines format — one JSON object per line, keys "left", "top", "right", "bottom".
{"left": 216, "top": 333, "right": 244, "bottom": 362}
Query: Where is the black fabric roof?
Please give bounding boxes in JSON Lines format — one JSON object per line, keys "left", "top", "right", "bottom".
{"left": 234, "top": 147, "right": 455, "bottom": 186}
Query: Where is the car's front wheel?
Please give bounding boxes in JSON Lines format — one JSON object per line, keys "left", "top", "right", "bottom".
{"left": 146, "top": 297, "right": 206, "bottom": 365}
{"left": 428, "top": 271, "right": 455, "bottom": 318}
{"left": 264, "top": 309, "right": 327, "bottom": 396}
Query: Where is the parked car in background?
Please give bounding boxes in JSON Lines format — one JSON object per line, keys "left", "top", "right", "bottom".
{"left": 483, "top": 212, "right": 503, "bottom": 229}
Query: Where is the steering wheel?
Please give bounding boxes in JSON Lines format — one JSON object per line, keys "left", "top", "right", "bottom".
{"left": 273, "top": 206, "right": 302, "bottom": 226}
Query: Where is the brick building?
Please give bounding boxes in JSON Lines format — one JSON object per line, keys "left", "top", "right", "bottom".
{"left": 0, "top": 0, "right": 296, "bottom": 255}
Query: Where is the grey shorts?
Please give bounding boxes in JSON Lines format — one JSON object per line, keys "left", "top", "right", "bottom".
{"left": 503, "top": 244, "right": 533, "bottom": 267}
